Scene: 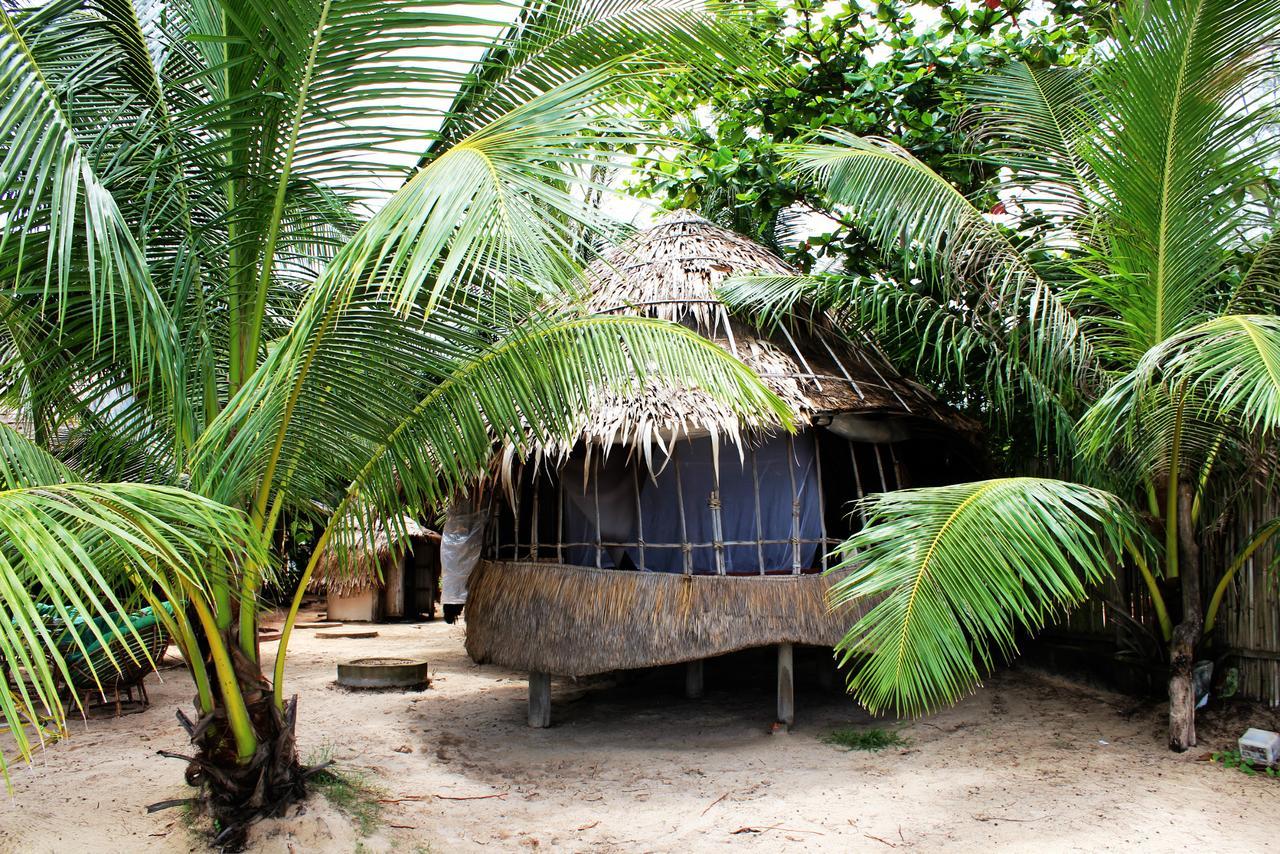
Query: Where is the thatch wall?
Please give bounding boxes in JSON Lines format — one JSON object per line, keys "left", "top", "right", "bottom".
{"left": 463, "top": 560, "right": 871, "bottom": 676}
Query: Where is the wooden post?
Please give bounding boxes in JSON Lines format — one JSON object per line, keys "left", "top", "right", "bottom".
{"left": 685, "top": 660, "right": 704, "bottom": 699}
{"left": 777, "top": 643, "right": 795, "bottom": 728}
{"left": 528, "top": 671, "right": 551, "bottom": 728}
{"left": 750, "top": 446, "right": 765, "bottom": 574}
{"left": 786, "top": 435, "right": 801, "bottom": 574}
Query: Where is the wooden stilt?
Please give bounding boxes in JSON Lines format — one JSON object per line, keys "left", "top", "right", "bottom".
{"left": 777, "top": 643, "right": 795, "bottom": 728}
{"left": 528, "top": 671, "right": 551, "bottom": 728}
{"left": 685, "top": 660, "right": 704, "bottom": 699}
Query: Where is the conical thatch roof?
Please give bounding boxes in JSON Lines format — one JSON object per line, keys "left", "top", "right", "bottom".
{"left": 308, "top": 517, "right": 435, "bottom": 594}
{"left": 554, "top": 209, "right": 971, "bottom": 455}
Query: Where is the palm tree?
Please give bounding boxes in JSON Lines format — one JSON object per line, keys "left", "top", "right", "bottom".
{"left": 722, "top": 0, "right": 1280, "bottom": 751}
{"left": 0, "top": 0, "right": 789, "bottom": 843}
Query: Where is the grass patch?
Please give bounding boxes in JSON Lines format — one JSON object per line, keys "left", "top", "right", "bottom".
{"left": 822, "top": 727, "right": 907, "bottom": 752}
{"left": 306, "top": 745, "right": 387, "bottom": 836}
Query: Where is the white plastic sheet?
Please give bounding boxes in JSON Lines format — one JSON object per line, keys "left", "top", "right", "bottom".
{"left": 441, "top": 492, "right": 486, "bottom": 605}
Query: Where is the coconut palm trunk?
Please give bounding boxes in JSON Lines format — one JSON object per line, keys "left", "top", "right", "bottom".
{"left": 721, "top": 0, "right": 1280, "bottom": 748}
{"left": 0, "top": 0, "right": 790, "bottom": 842}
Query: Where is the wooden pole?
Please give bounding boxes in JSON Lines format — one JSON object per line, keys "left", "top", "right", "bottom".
{"left": 528, "top": 671, "right": 551, "bottom": 728}
{"left": 873, "top": 443, "right": 890, "bottom": 492}
{"left": 555, "top": 472, "right": 564, "bottom": 564}
{"left": 750, "top": 445, "right": 765, "bottom": 574}
{"left": 675, "top": 453, "right": 692, "bottom": 575}
{"left": 592, "top": 462, "right": 603, "bottom": 569}
{"left": 632, "top": 463, "right": 646, "bottom": 571}
{"left": 685, "top": 660, "right": 704, "bottom": 699}
{"left": 787, "top": 435, "right": 801, "bottom": 574}
{"left": 777, "top": 643, "right": 795, "bottom": 728}
{"left": 813, "top": 430, "right": 828, "bottom": 571}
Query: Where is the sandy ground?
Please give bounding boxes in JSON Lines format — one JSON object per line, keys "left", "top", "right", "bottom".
{"left": 3, "top": 612, "right": 1279, "bottom": 853}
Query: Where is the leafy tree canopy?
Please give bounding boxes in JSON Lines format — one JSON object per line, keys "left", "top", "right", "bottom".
{"left": 629, "top": 0, "right": 1116, "bottom": 275}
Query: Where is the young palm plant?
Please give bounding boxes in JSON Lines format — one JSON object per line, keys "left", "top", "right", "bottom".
{"left": 0, "top": 0, "right": 788, "bottom": 843}
{"left": 722, "top": 0, "right": 1280, "bottom": 751}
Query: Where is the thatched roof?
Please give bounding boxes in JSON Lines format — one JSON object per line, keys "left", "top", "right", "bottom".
{"left": 464, "top": 559, "right": 874, "bottom": 676}
{"left": 309, "top": 518, "right": 435, "bottom": 594}
{"left": 550, "top": 209, "right": 973, "bottom": 456}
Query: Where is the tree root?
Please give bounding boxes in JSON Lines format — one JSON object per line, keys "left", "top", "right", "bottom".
{"left": 152, "top": 694, "right": 319, "bottom": 851}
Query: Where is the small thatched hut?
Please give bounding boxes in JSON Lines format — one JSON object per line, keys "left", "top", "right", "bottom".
{"left": 448, "top": 210, "right": 979, "bottom": 725}
{"left": 310, "top": 519, "right": 441, "bottom": 622}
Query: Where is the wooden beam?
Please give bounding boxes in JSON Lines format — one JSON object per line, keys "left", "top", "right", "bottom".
{"left": 528, "top": 671, "right": 551, "bottom": 728}
{"left": 777, "top": 643, "right": 795, "bottom": 728}
{"left": 685, "top": 659, "right": 704, "bottom": 699}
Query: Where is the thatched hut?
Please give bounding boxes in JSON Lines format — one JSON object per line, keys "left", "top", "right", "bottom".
{"left": 310, "top": 519, "right": 441, "bottom": 622}
{"left": 449, "top": 210, "right": 979, "bottom": 726}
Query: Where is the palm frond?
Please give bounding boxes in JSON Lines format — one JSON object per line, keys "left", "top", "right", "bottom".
{"left": 0, "top": 481, "right": 264, "bottom": 778}
{"left": 0, "top": 422, "right": 77, "bottom": 488}
{"left": 1233, "top": 231, "right": 1280, "bottom": 313}
{"left": 783, "top": 132, "right": 1098, "bottom": 398}
{"left": 311, "top": 312, "right": 793, "bottom": 589}
{"left": 1082, "top": 0, "right": 1280, "bottom": 357}
{"left": 0, "top": 4, "right": 191, "bottom": 453}
{"left": 190, "top": 64, "right": 682, "bottom": 507}
{"left": 830, "top": 478, "right": 1140, "bottom": 717}
{"left": 962, "top": 62, "right": 1097, "bottom": 225}
{"left": 427, "top": 0, "right": 777, "bottom": 157}
{"left": 720, "top": 270, "right": 1084, "bottom": 465}
{"left": 1080, "top": 315, "right": 1280, "bottom": 484}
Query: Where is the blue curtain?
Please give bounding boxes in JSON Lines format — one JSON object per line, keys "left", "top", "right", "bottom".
{"left": 560, "top": 432, "right": 821, "bottom": 574}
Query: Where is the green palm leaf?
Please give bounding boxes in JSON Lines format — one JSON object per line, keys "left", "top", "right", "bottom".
{"left": 1080, "top": 315, "right": 1280, "bottom": 485}
{"left": 1081, "top": 0, "right": 1280, "bottom": 357}
{"left": 962, "top": 62, "right": 1096, "bottom": 226}
{"left": 0, "top": 478, "right": 264, "bottom": 779}
{"left": 273, "top": 311, "right": 792, "bottom": 698}
{"left": 721, "top": 273, "right": 1084, "bottom": 462}
{"left": 0, "top": 3, "right": 192, "bottom": 453}
{"left": 429, "top": 0, "right": 776, "bottom": 155}
{"left": 782, "top": 132, "right": 1097, "bottom": 399}
{"left": 830, "top": 478, "right": 1140, "bottom": 717}
{"left": 191, "top": 64, "right": 689, "bottom": 511}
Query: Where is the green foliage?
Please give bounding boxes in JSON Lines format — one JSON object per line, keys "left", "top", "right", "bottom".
{"left": 831, "top": 478, "right": 1142, "bottom": 715}
{"left": 629, "top": 0, "right": 1114, "bottom": 274}
{"left": 0, "top": 425, "right": 267, "bottom": 777}
{"left": 822, "top": 726, "right": 907, "bottom": 751}
{"left": 0, "top": 0, "right": 788, "bottom": 792}
{"left": 1211, "top": 749, "right": 1280, "bottom": 779}
{"left": 726, "top": 0, "right": 1280, "bottom": 726}
{"left": 311, "top": 768, "right": 387, "bottom": 836}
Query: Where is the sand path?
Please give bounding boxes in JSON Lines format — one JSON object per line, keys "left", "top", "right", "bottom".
{"left": 3, "top": 615, "right": 1277, "bottom": 852}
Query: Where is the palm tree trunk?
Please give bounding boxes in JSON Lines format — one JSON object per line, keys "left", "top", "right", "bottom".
{"left": 162, "top": 638, "right": 309, "bottom": 851}
{"left": 1168, "top": 481, "right": 1202, "bottom": 751}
